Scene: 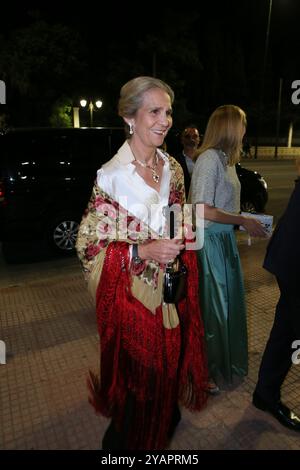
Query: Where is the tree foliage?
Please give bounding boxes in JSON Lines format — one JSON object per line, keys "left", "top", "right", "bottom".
{"left": 0, "top": 20, "right": 87, "bottom": 125}
{"left": 49, "top": 97, "right": 73, "bottom": 128}
{"left": 102, "top": 9, "right": 204, "bottom": 129}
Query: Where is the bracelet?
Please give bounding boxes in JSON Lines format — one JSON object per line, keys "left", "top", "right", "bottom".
{"left": 132, "top": 244, "right": 143, "bottom": 265}
{"left": 131, "top": 244, "right": 145, "bottom": 275}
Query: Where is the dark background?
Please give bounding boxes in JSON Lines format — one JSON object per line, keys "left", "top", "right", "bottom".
{"left": 0, "top": 0, "right": 300, "bottom": 142}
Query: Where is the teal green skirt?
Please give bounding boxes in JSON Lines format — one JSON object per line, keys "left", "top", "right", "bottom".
{"left": 197, "top": 223, "right": 248, "bottom": 385}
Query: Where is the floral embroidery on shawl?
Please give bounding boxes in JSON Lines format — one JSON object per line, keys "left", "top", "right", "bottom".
{"left": 76, "top": 155, "right": 185, "bottom": 291}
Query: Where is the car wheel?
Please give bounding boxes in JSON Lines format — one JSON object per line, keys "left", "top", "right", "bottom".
{"left": 47, "top": 215, "right": 80, "bottom": 253}
{"left": 241, "top": 201, "right": 256, "bottom": 213}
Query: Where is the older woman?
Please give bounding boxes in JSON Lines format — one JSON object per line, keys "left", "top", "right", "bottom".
{"left": 76, "top": 76, "right": 208, "bottom": 450}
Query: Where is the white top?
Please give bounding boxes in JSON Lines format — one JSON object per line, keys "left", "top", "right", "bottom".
{"left": 190, "top": 148, "right": 241, "bottom": 227}
{"left": 97, "top": 140, "right": 171, "bottom": 236}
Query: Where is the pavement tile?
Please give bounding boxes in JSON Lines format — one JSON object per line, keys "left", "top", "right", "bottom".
{"left": 0, "top": 239, "right": 300, "bottom": 450}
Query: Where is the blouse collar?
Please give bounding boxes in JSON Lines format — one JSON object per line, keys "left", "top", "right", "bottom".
{"left": 117, "top": 140, "right": 169, "bottom": 166}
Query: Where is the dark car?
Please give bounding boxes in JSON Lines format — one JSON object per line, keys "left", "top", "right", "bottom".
{"left": 0, "top": 127, "right": 125, "bottom": 253}
{"left": 236, "top": 163, "right": 268, "bottom": 213}
{"left": 0, "top": 127, "right": 268, "bottom": 255}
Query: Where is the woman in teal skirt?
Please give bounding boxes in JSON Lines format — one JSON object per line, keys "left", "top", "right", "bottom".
{"left": 190, "top": 105, "right": 266, "bottom": 389}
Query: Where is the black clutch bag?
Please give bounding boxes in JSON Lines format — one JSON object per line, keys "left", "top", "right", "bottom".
{"left": 163, "top": 257, "right": 187, "bottom": 304}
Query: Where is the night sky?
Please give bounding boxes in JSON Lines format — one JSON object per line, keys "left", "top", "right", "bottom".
{"left": 2, "top": 0, "right": 299, "bottom": 64}
{"left": 1, "top": 0, "right": 300, "bottom": 134}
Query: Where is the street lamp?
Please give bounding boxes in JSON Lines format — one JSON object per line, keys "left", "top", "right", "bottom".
{"left": 80, "top": 99, "right": 103, "bottom": 127}
{"left": 255, "top": 0, "right": 273, "bottom": 158}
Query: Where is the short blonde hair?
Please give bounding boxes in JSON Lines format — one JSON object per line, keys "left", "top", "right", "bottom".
{"left": 118, "top": 76, "right": 174, "bottom": 118}
{"left": 198, "top": 105, "right": 247, "bottom": 165}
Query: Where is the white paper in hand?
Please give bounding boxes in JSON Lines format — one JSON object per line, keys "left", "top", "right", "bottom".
{"left": 239, "top": 212, "right": 273, "bottom": 236}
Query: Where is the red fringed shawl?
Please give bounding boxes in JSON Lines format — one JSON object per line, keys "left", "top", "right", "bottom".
{"left": 87, "top": 241, "right": 208, "bottom": 450}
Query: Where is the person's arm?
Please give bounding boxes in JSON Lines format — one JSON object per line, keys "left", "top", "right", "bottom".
{"left": 138, "top": 239, "right": 185, "bottom": 264}
{"left": 197, "top": 203, "right": 267, "bottom": 237}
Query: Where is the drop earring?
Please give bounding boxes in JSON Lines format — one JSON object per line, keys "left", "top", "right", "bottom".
{"left": 129, "top": 123, "right": 133, "bottom": 135}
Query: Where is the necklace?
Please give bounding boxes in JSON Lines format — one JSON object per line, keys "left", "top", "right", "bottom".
{"left": 134, "top": 152, "right": 160, "bottom": 183}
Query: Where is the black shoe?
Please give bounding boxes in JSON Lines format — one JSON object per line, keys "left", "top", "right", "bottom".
{"left": 168, "top": 405, "right": 181, "bottom": 439}
{"left": 102, "top": 420, "right": 127, "bottom": 450}
{"left": 252, "top": 391, "right": 300, "bottom": 431}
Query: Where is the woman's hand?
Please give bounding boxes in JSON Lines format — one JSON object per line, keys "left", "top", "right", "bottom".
{"left": 138, "top": 239, "right": 185, "bottom": 264}
{"left": 241, "top": 216, "right": 267, "bottom": 237}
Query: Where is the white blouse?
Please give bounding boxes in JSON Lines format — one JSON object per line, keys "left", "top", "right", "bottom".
{"left": 97, "top": 141, "right": 171, "bottom": 236}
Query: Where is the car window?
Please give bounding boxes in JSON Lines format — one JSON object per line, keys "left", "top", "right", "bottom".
{"left": 1, "top": 134, "right": 42, "bottom": 177}
{"left": 73, "top": 131, "right": 110, "bottom": 170}
{"left": 0, "top": 128, "right": 126, "bottom": 177}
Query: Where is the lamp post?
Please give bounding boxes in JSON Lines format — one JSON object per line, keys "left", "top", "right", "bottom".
{"left": 80, "top": 99, "right": 103, "bottom": 127}
{"left": 274, "top": 77, "right": 283, "bottom": 160}
{"left": 255, "top": 0, "right": 273, "bottom": 158}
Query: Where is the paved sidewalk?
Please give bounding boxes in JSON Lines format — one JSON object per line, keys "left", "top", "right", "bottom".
{"left": 0, "top": 237, "right": 299, "bottom": 450}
